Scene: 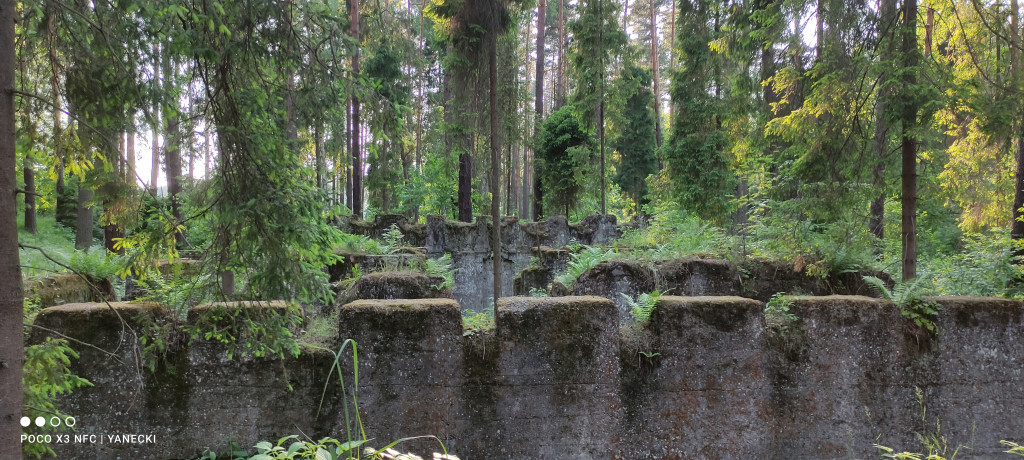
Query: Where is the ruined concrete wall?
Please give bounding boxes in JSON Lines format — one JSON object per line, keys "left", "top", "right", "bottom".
{"left": 30, "top": 295, "right": 1024, "bottom": 459}
{"left": 334, "top": 214, "right": 620, "bottom": 311}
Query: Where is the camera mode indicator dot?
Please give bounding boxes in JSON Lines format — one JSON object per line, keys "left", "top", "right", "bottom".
{"left": 20, "top": 417, "right": 30, "bottom": 427}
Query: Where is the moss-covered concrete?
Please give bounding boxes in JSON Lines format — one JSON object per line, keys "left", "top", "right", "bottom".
{"left": 30, "top": 296, "right": 1024, "bottom": 459}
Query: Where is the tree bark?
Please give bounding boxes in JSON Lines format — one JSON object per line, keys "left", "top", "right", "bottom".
{"left": 24, "top": 158, "right": 36, "bottom": 233}
{"left": 151, "top": 44, "right": 160, "bottom": 193}
{"left": 458, "top": 152, "right": 473, "bottom": 222}
{"left": 48, "top": 4, "right": 67, "bottom": 226}
{"left": 163, "top": 46, "right": 183, "bottom": 230}
{"left": 651, "top": 0, "right": 662, "bottom": 148}
{"left": 490, "top": 30, "right": 502, "bottom": 314}
{"left": 668, "top": 0, "right": 674, "bottom": 125}
{"left": 900, "top": 0, "right": 918, "bottom": 281}
{"left": 0, "top": 2, "right": 24, "bottom": 453}
{"left": 869, "top": 0, "right": 897, "bottom": 240}
{"left": 555, "top": 0, "right": 566, "bottom": 109}
{"left": 75, "top": 178, "right": 93, "bottom": 250}
{"left": 351, "top": 0, "right": 363, "bottom": 218}
{"left": 1009, "top": 0, "right": 1024, "bottom": 260}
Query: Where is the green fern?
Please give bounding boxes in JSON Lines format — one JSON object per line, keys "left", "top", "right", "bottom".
{"left": 622, "top": 290, "right": 661, "bottom": 325}
{"left": 425, "top": 254, "right": 455, "bottom": 290}
{"left": 863, "top": 275, "right": 939, "bottom": 334}
{"left": 554, "top": 246, "right": 616, "bottom": 288}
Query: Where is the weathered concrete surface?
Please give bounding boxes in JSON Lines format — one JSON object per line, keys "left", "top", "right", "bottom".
{"left": 334, "top": 271, "right": 452, "bottom": 307}
{"left": 621, "top": 296, "right": 771, "bottom": 459}
{"left": 570, "top": 257, "right": 892, "bottom": 307}
{"left": 766, "top": 296, "right": 921, "bottom": 459}
{"left": 30, "top": 301, "right": 339, "bottom": 460}
{"left": 337, "top": 299, "right": 463, "bottom": 455}
{"left": 333, "top": 214, "right": 620, "bottom": 311}
{"left": 30, "top": 295, "right": 1024, "bottom": 459}
{"left": 570, "top": 260, "right": 656, "bottom": 319}
{"left": 24, "top": 273, "right": 114, "bottom": 307}
{"left": 480, "top": 296, "right": 622, "bottom": 459}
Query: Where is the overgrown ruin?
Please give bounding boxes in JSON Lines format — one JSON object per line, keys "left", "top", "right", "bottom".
{"left": 24, "top": 215, "right": 1024, "bottom": 459}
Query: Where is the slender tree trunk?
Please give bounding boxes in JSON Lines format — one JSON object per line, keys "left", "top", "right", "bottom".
{"left": 1008, "top": 0, "right": 1024, "bottom": 260}
{"left": 651, "top": 0, "right": 662, "bottom": 148}
{"left": 870, "top": 0, "right": 897, "bottom": 240}
{"left": 48, "top": 3, "right": 64, "bottom": 208}
{"left": 458, "top": 152, "right": 473, "bottom": 222}
{"left": 351, "top": 0, "right": 363, "bottom": 218}
{"left": 556, "top": 0, "right": 566, "bottom": 109}
{"left": 17, "top": 46, "right": 35, "bottom": 234}
{"left": 127, "top": 130, "right": 136, "bottom": 184}
{"left": 345, "top": 96, "right": 353, "bottom": 208}
{"left": 900, "top": 0, "right": 918, "bottom": 281}
{"left": 315, "top": 124, "right": 325, "bottom": 189}
{"left": 668, "top": 0, "right": 675, "bottom": 124}
{"left": 489, "top": 30, "right": 502, "bottom": 314}
{"left": 599, "top": 0, "right": 607, "bottom": 215}
{"left": 75, "top": 179, "right": 93, "bottom": 250}
{"left": 163, "top": 47, "right": 183, "bottom": 229}
{"left": 0, "top": 1, "right": 24, "bottom": 453}
{"left": 151, "top": 44, "right": 160, "bottom": 193}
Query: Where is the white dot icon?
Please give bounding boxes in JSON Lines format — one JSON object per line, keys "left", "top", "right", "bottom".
{"left": 20, "top": 417, "right": 29, "bottom": 427}
{"left": 34, "top": 417, "right": 45, "bottom": 427}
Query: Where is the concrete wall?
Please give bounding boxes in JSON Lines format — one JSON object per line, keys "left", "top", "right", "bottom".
{"left": 30, "top": 296, "right": 1024, "bottom": 459}
{"left": 334, "top": 214, "right": 621, "bottom": 311}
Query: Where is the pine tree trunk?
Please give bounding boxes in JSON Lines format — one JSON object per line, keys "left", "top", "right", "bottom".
{"left": 163, "top": 47, "right": 183, "bottom": 229}
{"left": 556, "top": 0, "right": 566, "bottom": 109}
{"left": 127, "top": 130, "right": 136, "bottom": 184}
{"left": 459, "top": 152, "right": 473, "bottom": 222}
{"left": 1009, "top": 0, "right": 1024, "bottom": 260}
{"left": 351, "top": 0, "right": 363, "bottom": 218}
{"left": 151, "top": 44, "right": 160, "bottom": 194}
{"left": 22, "top": 150, "right": 35, "bottom": 236}
{"left": 651, "top": 0, "right": 662, "bottom": 148}
{"left": 668, "top": 0, "right": 674, "bottom": 125}
{"left": 0, "top": 1, "right": 23, "bottom": 452}
{"left": 489, "top": 30, "right": 502, "bottom": 314}
{"left": 75, "top": 179, "right": 93, "bottom": 250}
{"left": 315, "top": 124, "right": 324, "bottom": 189}
{"left": 870, "top": 0, "right": 896, "bottom": 240}
{"left": 49, "top": 6, "right": 67, "bottom": 223}
{"left": 900, "top": 0, "right": 918, "bottom": 281}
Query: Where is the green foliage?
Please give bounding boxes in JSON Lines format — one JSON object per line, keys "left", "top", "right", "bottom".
{"left": 863, "top": 276, "right": 939, "bottom": 334}
{"left": 425, "top": 253, "right": 455, "bottom": 290}
{"left": 535, "top": 106, "right": 594, "bottom": 216}
{"left": 873, "top": 388, "right": 969, "bottom": 460}
{"left": 381, "top": 224, "right": 405, "bottom": 254}
{"left": 664, "top": 0, "right": 735, "bottom": 222}
{"left": 67, "top": 250, "right": 124, "bottom": 284}
{"left": 1003, "top": 441, "right": 1024, "bottom": 457}
{"left": 462, "top": 309, "right": 495, "bottom": 337}
{"left": 746, "top": 204, "right": 880, "bottom": 277}
{"left": 337, "top": 233, "right": 385, "bottom": 255}
{"left": 568, "top": 0, "right": 628, "bottom": 124}
{"left": 22, "top": 338, "right": 93, "bottom": 459}
{"left": 612, "top": 63, "right": 658, "bottom": 210}
{"left": 924, "top": 231, "right": 1023, "bottom": 298}
{"left": 528, "top": 287, "right": 547, "bottom": 297}
{"left": 554, "top": 246, "right": 616, "bottom": 289}
{"left": 621, "top": 290, "right": 660, "bottom": 325}
{"left": 17, "top": 215, "right": 79, "bottom": 276}
{"left": 186, "top": 303, "right": 303, "bottom": 361}
{"left": 138, "top": 273, "right": 212, "bottom": 318}
{"left": 764, "top": 293, "right": 798, "bottom": 326}
{"left": 614, "top": 205, "right": 729, "bottom": 260}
